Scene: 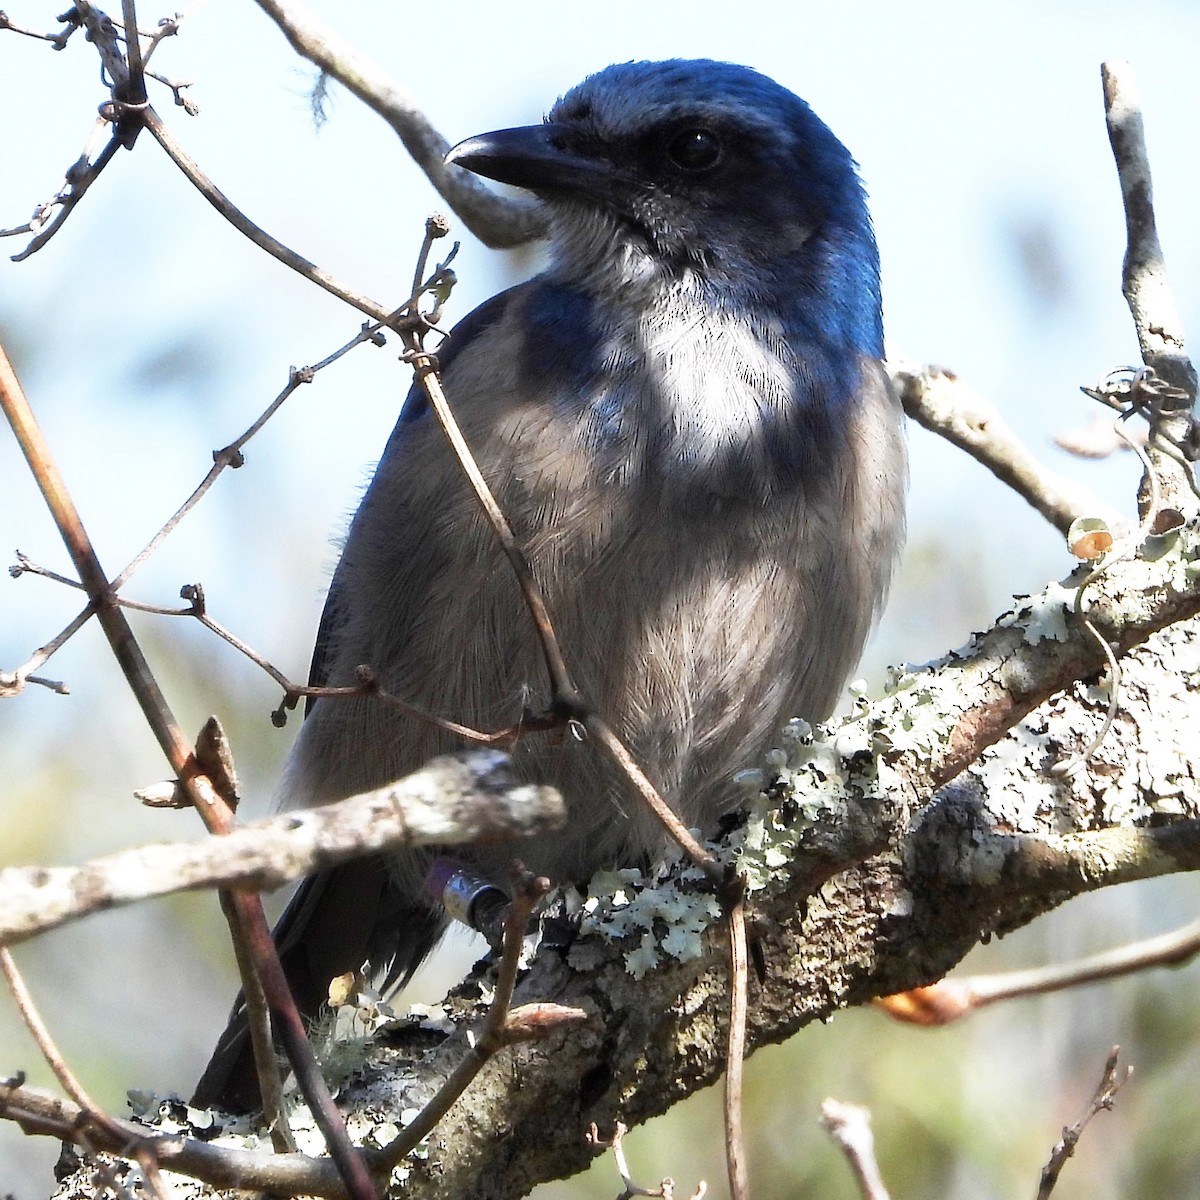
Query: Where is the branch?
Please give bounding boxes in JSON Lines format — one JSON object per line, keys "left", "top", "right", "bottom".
{"left": 889, "top": 361, "right": 1126, "bottom": 534}
{"left": 0, "top": 752, "right": 561, "bottom": 945}
{"left": 878, "top": 917, "right": 1200, "bottom": 1026}
{"left": 1101, "top": 60, "right": 1198, "bottom": 513}
{"left": 1101, "top": 62, "right": 1195, "bottom": 397}
{"left": 1036, "top": 1047, "right": 1130, "bottom": 1200}
{"left": 0, "top": 1081, "right": 364, "bottom": 1198}
{"left": 821, "top": 1101, "right": 891, "bottom": 1200}
{"left": 250, "top": 0, "right": 544, "bottom": 248}
{"left": 61, "top": 594, "right": 1195, "bottom": 1200}
{"left": 142, "top": 105, "right": 392, "bottom": 324}
{"left": 322, "top": 615, "right": 1197, "bottom": 1200}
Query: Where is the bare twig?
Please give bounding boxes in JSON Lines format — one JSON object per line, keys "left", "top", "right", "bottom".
{"left": 1036, "top": 1046, "right": 1130, "bottom": 1200}
{"left": 1, "top": 947, "right": 170, "bottom": 1200}
{"left": 413, "top": 364, "right": 719, "bottom": 862}
{"left": 218, "top": 885, "right": 295, "bottom": 1153}
{"left": 723, "top": 887, "right": 749, "bottom": 1200}
{"left": 2, "top": 949, "right": 131, "bottom": 1137}
{"left": 586, "top": 1121, "right": 708, "bottom": 1200}
{"left": 142, "top": 105, "right": 391, "bottom": 324}
{"left": 2, "top": 300, "right": 546, "bottom": 751}
{"left": 1101, "top": 60, "right": 1198, "bottom": 513}
{"left": 0, "top": 1077, "right": 379, "bottom": 1198}
{"left": 112, "top": 235, "right": 452, "bottom": 592}
{"left": 398, "top": 219, "right": 724, "bottom": 882}
{"left": 0, "top": 9, "right": 81, "bottom": 46}
{"left": 582, "top": 717, "right": 724, "bottom": 882}
{"left": 0, "top": 340, "right": 378, "bottom": 1199}
{"left": 144, "top": 68, "right": 199, "bottom": 113}
{"left": 821, "top": 1100, "right": 891, "bottom": 1200}
{"left": 249, "top": 0, "right": 545, "bottom": 248}
{"left": 2, "top": 0, "right": 192, "bottom": 258}
{"left": 4, "top": 312, "right": 401, "bottom": 692}
{"left": 113, "top": 328, "right": 390, "bottom": 591}
{"left": 138, "top": 5, "right": 202, "bottom": 68}
{"left": 888, "top": 361, "right": 1124, "bottom": 534}
{"left": 878, "top": 917, "right": 1200, "bottom": 1026}
{"left": 0, "top": 608, "right": 91, "bottom": 697}
{"left": 5, "top": 127, "right": 123, "bottom": 260}
{"left": 0, "top": 752, "right": 562, "bottom": 945}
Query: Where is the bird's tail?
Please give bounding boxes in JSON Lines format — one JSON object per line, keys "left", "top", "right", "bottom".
{"left": 191, "top": 855, "right": 445, "bottom": 1112}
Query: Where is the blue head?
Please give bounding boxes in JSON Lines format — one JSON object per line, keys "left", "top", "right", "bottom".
{"left": 447, "top": 60, "right": 883, "bottom": 359}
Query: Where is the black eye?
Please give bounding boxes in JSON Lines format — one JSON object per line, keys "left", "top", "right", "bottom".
{"left": 666, "top": 128, "right": 722, "bottom": 172}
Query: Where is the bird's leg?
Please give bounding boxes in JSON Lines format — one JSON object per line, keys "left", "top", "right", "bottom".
{"left": 425, "top": 857, "right": 512, "bottom": 950}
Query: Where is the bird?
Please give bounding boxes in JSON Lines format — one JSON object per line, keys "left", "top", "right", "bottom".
{"left": 193, "top": 58, "right": 907, "bottom": 1112}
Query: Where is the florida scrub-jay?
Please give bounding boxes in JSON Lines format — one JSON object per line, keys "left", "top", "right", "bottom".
{"left": 195, "top": 58, "right": 907, "bottom": 1110}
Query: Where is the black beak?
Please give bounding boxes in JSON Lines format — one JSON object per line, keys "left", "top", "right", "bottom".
{"left": 445, "top": 123, "right": 627, "bottom": 201}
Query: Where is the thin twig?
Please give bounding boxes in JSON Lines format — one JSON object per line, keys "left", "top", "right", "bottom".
{"left": 723, "top": 887, "right": 749, "bottom": 1200}
{"left": 0, "top": 9, "right": 81, "bottom": 46}
{"left": 0, "top": 609, "right": 91, "bottom": 697}
{"left": 6, "top": 132, "right": 123, "bottom": 260}
{"left": 139, "top": 3, "right": 204, "bottom": 68}
{"left": 201, "top": 711, "right": 292, "bottom": 1153}
{"left": 10, "top": 560, "right": 522, "bottom": 744}
{"left": 219, "top": 886, "right": 295, "bottom": 1153}
{"left": 114, "top": 331, "right": 394, "bottom": 590}
{"left": 19, "top": 674, "right": 70, "bottom": 695}
{"left": 112, "top": 240, "right": 455, "bottom": 591}
{"left": 1, "top": 948, "right": 123, "bottom": 1127}
{"left": 586, "top": 1121, "right": 708, "bottom": 1200}
{"left": 5, "top": 311, "right": 402, "bottom": 690}
{"left": 415, "top": 360, "right": 722, "bottom": 862}
{"left": 1, "top": 947, "right": 170, "bottom": 1200}
{"left": 404, "top": 348, "right": 577, "bottom": 707}
{"left": 821, "top": 1100, "right": 891, "bottom": 1200}
{"left": 0, "top": 341, "right": 378, "bottom": 1199}
{"left": 582, "top": 716, "right": 724, "bottom": 882}
{"left": 142, "top": 105, "right": 391, "bottom": 323}
{"left": 878, "top": 917, "right": 1200, "bottom": 1026}
{"left": 1036, "top": 1046, "right": 1130, "bottom": 1200}
{"left": 10, "top": 550, "right": 79, "bottom": 589}
{"left": 0, "top": 1077, "right": 379, "bottom": 1197}
{"left": 396, "top": 219, "right": 725, "bottom": 883}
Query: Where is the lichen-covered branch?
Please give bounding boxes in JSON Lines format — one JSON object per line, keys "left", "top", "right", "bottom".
{"left": 328, "top": 604, "right": 1200, "bottom": 1200}
{"left": 51, "top": 540, "right": 1200, "bottom": 1199}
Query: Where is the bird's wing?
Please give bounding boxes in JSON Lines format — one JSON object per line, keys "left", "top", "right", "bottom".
{"left": 303, "top": 281, "right": 531, "bottom": 713}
